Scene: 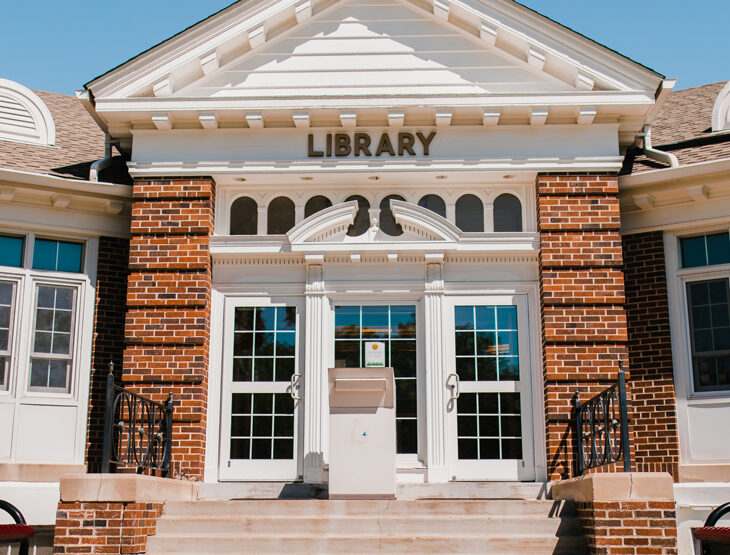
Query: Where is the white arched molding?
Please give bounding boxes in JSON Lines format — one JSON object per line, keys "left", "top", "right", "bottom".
{"left": 287, "top": 201, "right": 358, "bottom": 244}
{"left": 712, "top": 81, "right": 730, "bottom": 132}
{"left": 389, "top": 200, "right": 461, "bottom": 242}
{"left": 0, "top": 79, "right": 56, "bottom": 146}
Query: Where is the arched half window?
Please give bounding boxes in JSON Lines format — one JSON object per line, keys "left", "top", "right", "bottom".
{"left": 345, "top": 195, "right": 370, "bottom": 237}
{"left": 493, "top": 194, "right": 523, "bottom": 232}
{"left": 379, "top": 194, "right": 405, "bottom": 236}
{"left": 304, "top": 195, "right": 332, "bottom": 219}
{"left": 455, "top": 194, "right": 484, "bottom": 232}
{"left": 267, "top": 196, "right": 295, "bottom": 234}
{"left": 230, "top": 196, "right": 258, "bottom": 235}
{"left": 418, "top": 194, "right": 446, "bottom": 218}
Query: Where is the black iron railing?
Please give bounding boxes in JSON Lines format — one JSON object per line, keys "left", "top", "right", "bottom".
{"left": 101, "top": 362, "right": 174, "bottom": 476}
{"left": 573, "top": 363, "right": 631, "bottom": 475}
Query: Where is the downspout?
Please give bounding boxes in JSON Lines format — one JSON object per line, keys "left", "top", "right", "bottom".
{"left": 637, "top": 125, "right": 679, "bottom": 168}
{"left": 89, "top": 133, "right": 116, "bottom": 182}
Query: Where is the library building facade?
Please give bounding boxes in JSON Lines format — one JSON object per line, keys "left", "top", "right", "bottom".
{"left": 1, "top": 0, "right": 729, "bottom": 553}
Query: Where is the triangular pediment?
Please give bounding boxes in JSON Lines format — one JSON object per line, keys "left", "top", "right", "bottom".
{"left": 173, "top": 0, "right": 574, "bottom": 101}
{"left": 87, "top": 0, "right": 662, "bottom": 103}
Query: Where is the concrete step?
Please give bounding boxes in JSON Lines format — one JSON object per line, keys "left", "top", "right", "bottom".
{"left": 195, "top": 481, "right": 547, "bottom": 500}
{"left": 156, "top": 513, "right": 582, "bottom": 537}
{"left": 146, "top": 533, "right": 587, "bottom": 554}
{"left": 163, "top": 498, "right": 575, "bottom": 518}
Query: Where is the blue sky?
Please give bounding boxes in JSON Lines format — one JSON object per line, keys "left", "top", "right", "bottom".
{"left": 0, "top": 1, "right": 724, "bottom": 95}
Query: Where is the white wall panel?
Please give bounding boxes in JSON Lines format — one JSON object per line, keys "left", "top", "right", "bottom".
{"left": 688, "top": 402, "right": 730, "bottom": 461}
{"left": 15, "top": 404, "right": 77, "bottom": 463}
{"left": 0, "top": 404, "right": 13, "bottom": 459}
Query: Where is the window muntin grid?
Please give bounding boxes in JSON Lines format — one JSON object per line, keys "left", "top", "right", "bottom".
{"left": 454, "top": 305, "right": 519, "bottom": 382}
{"left": 230, "top": 393, "right": 295, "bottom": 460}
{"left": 457, "top": 392, "right": 522, "bottom": 460}
{"left": 0, "top": 281, "right": 15, "bottom": 390}
{"left": 232, "top": 307, "right": 296, "bottom": 382}
{"left": 687, "top": 279, "right": 730, "bottom": 391}
{"left": 334, "top": 305, "right": 417, "bottom": 454}
{"left": 32, "top": 239, "right": 83, "bottom": 273}
{"left": 230, "top": 306, "right": 298, "bottom": 461}
{"left": 29, "top": 285, "right": 75, "bottom": 392}
{"left": 681, "top": 232, "right": 730, "bottom": 269}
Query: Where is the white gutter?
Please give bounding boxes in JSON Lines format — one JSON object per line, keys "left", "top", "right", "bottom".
{"left": 636, "top": 124, "right": 679, "bottom": 168}
{"left": 89, "top": 133, "right": 117, "bottom": 182}
{"left": 0, "top": 167, "right": 131, "bottom": 200}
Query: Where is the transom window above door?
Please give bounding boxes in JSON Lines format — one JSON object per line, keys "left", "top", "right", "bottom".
{"left": 227, "top": 192, "right": 525, "bottom": 236}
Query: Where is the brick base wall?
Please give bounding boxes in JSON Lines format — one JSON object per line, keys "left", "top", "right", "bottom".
{"left": 537, "top": 174, "right": 629, "bottom": 480}
{"left": 577, "top": 500, "right": 677, "bottom": 554}
{"left": 54, "top": 501, "right": 163, "bottom": 555}
{"left": 622, "top": 231, "right": 680, "bottom": 479}
{"left": 87, "top": 236, "right": 131, "bottom": 473}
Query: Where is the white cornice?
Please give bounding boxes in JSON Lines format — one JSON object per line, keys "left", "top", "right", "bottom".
{"left": 0, "top": 168, "right": 131, "bottom": 200}
{"left": 619, "top": 158, "right": 730, "bottom": 189}
{"left": 127, "top": 157, "right": 624, "bottom": 177}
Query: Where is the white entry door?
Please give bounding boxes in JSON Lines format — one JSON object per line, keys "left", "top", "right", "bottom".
{"left": 445, "top": 296, "right": 535, "bottom": 481}
{"left": 219, "top": 298, "right": 303, "bottom": 480}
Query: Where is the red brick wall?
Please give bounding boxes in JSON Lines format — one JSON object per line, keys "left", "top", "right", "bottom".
{"left": 87, "top": 237, "right": 130, "bottom": 472}
{"left": 577, "top": 500, "right": 677, "bottom": 554}
{"left": 537, "top": 174, "right": 629, "bottom": 480}
{"left": 122, "top": 177, "right": 215, "bottom": 480}
{"left": 54, "top": 501, "right": 163, "bottom": 554}
{"left": 623, "top": 231, "right": 680, "bottom": 479}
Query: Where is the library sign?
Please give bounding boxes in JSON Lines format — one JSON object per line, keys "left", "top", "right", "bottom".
{"left": 307, "top": 131, "right": 437, "bottom": 158}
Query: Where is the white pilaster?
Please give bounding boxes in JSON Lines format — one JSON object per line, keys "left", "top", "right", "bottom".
{"left": 257, "top": 205, "right": 267, "bottom": 235}
{"left": 424, "top": 255, "right": 449, "bottom": 482}
{"left": 295, "top": 204, "right": 305, "bottom": 224}
{"left": 303, "top": 257, "right": 327, "bottom": 483}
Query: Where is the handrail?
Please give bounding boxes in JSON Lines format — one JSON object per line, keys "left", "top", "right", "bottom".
{"left": 573, "top": 362, "right": 631, "bottom": 475}
{"left": 0, "top": 500, "right": 26, "bottom": 524}
{"left": 101, "top": 362, "right": 174, "bottom": 476}
{"left": 706, "top": 502, "right": 730, "bottom": 527}
{"left": 0, "top": 499, "right": 34, "bottom": 555}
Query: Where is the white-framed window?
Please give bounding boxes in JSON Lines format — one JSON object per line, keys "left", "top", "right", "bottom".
{"left": 0, "top": 279, "right": 16, "bottom": 391}
{"left": 0, "top": 232, "right": 87, "bottom": 397}
{"left": 677, "top": 230, "right": 730, "bottom": 394}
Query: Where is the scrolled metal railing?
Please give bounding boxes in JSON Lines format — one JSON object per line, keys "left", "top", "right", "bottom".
{"left": 101, "top": 362, "right": 174, "bottom": 476}
{"left": 573, "top": 362, "right": 631, "bottom": 475}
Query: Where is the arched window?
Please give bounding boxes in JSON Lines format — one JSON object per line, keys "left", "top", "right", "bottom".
{"left": 304, "top": 195, "right": 332, "bottom": 218}
{"left": 267, "top": 196, "right": 295, "bottom": 234}
{"left": 230, "top": 196, "right": 258, "bottom": 235}
{"left": 418, "top": 194, "right": 446, "bottom": 218}
{"left": 345, "top": 195, "right": 370, "bottom": 237}
{"left": 493, "top": 194, "right": 523, "bottom": 232}
{"left": 455, "top": 194, "right": 484, "bottom": 232}
{"left": 379, "top": 194, "right": 405, "bottom": 236}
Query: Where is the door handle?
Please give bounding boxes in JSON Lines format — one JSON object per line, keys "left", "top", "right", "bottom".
{"left": 290, "top": 373, "right": 302, "bottom": 401}
{"left": 446, "top": 373, "right": 460, "bottom": 402}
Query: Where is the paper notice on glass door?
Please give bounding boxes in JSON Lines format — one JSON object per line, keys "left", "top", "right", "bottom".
{"left": 365, "top": 342, "right": 385, "bottom": 367}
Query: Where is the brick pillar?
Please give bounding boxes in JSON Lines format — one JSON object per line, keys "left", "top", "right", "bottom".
{"left": 87, "top": 237, "right": 131, "bottom": 472}
{"left": 123, "top": 177, "right": 214, "bottom": 480}
{"left": 623, "top": 231, "right": 680, "bottom": 479}
{"left": 537, "top": 173, "right": 629, "bottom": 480}
{"left": 54, "top": 501, "right": 163, "bottom": 554}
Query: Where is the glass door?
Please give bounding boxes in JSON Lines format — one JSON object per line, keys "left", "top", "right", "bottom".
{"left": 220, "top": 298, "right": 302, "bottom": 480}
{"left": 445, "top": 296, "right": 535, "bottom": 480}
{"left": 333, "top": 305, "right": 418, "bottom": 455}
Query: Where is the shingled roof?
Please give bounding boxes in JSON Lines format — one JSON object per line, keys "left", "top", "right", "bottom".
{"left": 626, "top": 81, "right": 730, "bottom": 173}
{"left": 0, "top": 89, "right": 129, "bottom": 183}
